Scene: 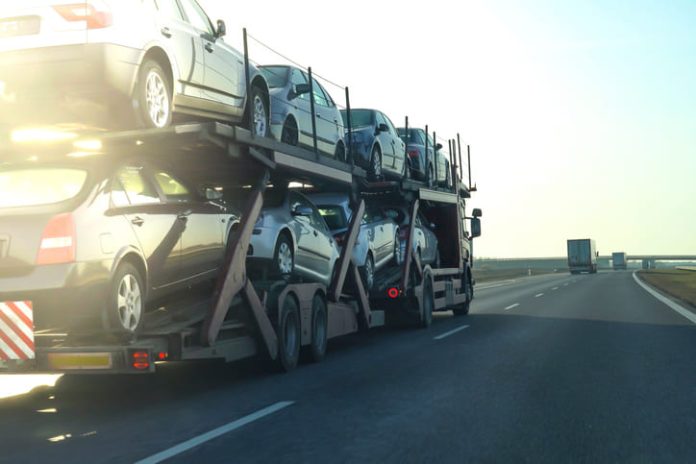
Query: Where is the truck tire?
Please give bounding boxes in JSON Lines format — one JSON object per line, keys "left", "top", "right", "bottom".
{"left": 306, "top": 294, "right": 328, "bottom": 363}
{"left": 277, "top": 295, "right": 300, "bottom": 372}
{"left": 420, "top": 277, "right": 434, "bottom": 328}
{"left": 453, "top": 273, "right": 472, "bottom": 316}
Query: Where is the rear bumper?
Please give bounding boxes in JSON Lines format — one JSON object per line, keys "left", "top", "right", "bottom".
{"left": 0, "top": 261, "right": 110, "bottom": 331}
{"left": 0, "top": 42, "right": 141, "bottom": 126}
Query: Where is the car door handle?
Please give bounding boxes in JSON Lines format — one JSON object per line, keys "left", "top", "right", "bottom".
{"left": 160, "top": 27, "right": 172, "bottom": 38}
{"left": 205, "top": 42, "right": 214, "bottom": 53}
{"left": 313, "top": 230, "right": 319, "bottom": 237}
{"left": 131, "top": 216, "right": 145, "bottom": 227}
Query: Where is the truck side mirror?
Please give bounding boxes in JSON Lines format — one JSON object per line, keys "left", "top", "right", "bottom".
{"left": 471, "top": 217, "right": 481, "bottom": 238}
{"left": 472, "top": 208, "right": 482, "bottom": 218}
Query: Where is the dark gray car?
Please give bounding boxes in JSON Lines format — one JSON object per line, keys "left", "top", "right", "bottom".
{"left": 397, "top": 127, "right": 451, "bottom": 187}
{"left": 0, "top": 0, "right": 270, "bottom": 133}
{"left": 340, "top": 109, "right": 407, "bottom": 180}
{"left": 260, "top": 65, "right": 346, "bottom": 159}
{"left": 383, "top": 205, "right": 440, "bottom": 267}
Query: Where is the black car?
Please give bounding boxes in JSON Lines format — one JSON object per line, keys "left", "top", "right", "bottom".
{"left": 0, "top": 157, "right": 237, "bottom": 335}
{"left": 340, "top": 109, "right": 407, "bottom": 180}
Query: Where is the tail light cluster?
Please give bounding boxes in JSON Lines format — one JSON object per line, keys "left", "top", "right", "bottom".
{"left": 53, "top": 2, "right": 113, "bottom": 29}
{"left": 407, "top": 150, "right": 420, "bottom": 159}
{"left": 36, "top": 213, "right": 76, "bottom": 265}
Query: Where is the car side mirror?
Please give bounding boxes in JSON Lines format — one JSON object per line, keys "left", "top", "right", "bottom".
{"left": 470, "top": 217, "right": 481, "bottom": 238}
{"left": 216, "top": 19, "right": 226, "bottom": 38}
{"left": 376, "top": 123, "right": 389, "bottom": 134}
{"left": 205, "top": 187, "right": 223, "bottom": 201}
{"left": 292, "top": 83, "right": 311, "bottom": 99}
{"left": 472, "top": 208, "right": 482, "bottom": 218}
{"left": 292, "top": 205, "right": 313, "bottom": 217}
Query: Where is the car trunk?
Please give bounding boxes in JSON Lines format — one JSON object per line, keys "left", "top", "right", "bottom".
{"left": 0, "top": 212, "right": 58, "bottom": 277}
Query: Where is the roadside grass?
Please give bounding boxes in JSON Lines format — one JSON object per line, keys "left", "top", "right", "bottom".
{"left": 637, "top": 269, "right": 696, "bottom": 308}
{"left": 473, "top": 268, "right": 561, "bottom": 283}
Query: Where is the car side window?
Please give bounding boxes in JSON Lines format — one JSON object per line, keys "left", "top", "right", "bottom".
{"left": 117, "top": 167, "right": 161, "bottom": 206}
{"left": 290, "top": 69, "right": 308, "bottom": 87}
{"left": 110, "top": 178, "right": 130, "bottom": 208}
{"left": 288, "top": 192, "right": 303, "bottom": 214}
{"left": 312, "top": 80, "right": 330, "bottom": 108}
{"left": 178, "top": 0, "right": 214, "bottom": 35}
{"left": 155, "top": 0, "right": 184, "bottom": 20}
{"left": 375, "top": 112, "right": 387, "bottom": 128}
{"left": 384, "top": 115, "right": 398, "bottom": 136}
{"left": 153, "top": 171, "right": 192, "bottom": 202}
{"left": 415, "top": 130, "right": 425, "bottom": 145}
{"left": 309, "top": 204, "right": 329, "bottom": 234}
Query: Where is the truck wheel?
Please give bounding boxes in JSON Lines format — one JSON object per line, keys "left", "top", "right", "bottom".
{"left": 106, "top": 262, "right": 145, "bottom": 335}
{"left": 135, "top": 59, "right": 172, "bottom": 129}
{"left": 277, "top": 296, "right": 300, "bottom": 372}
{"left": 453, "top": 274, "right": 472, "bottom": 316}
{"left": 420, "top": 277, "right": 433, "bottom": 328}
{"left": 307, "top": 294, "right": 328, "bottom": 363}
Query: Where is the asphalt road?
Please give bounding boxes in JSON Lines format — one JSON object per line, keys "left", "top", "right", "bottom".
{"left": 1, "top": 270, "right": 695, "bottom": 463}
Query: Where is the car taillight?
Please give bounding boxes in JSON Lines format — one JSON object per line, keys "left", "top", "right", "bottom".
{"left": 53, "top": 2, "right": 113, "bottom": 29}
{"left": 407, "top": 150, "right": 420, "bottom": 159}
{"left": 334, "top": 233, "right": 345, "bottom": 247}
{"left": 36, "top": 213, "right": 76, "bottom": 265}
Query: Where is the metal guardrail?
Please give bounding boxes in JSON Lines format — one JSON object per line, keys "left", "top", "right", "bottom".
{"left": 675, "top": 266, "right": 696, "bottom": 272}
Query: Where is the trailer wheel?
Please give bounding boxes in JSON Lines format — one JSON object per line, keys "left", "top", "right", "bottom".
{"left": 106, "top": 262, "right": 145, "bottom": 335}
{"left": 306, "top": 294, "right": 328, "bottom": 363}
{"left": 277, "top": 296, "right": 301, "bottom": 372}
{"left": 420, "top": 277, "right": 434, "bottom": 328}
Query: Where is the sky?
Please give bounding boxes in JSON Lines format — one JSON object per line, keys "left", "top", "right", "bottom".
{"left": 199, "top": 0, "right": 696, "bottom": 258}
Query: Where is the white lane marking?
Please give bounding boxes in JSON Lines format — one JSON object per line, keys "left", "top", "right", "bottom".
{"left": 434, "top": 324, "right": 470, "bottom": 340}
{"left": 563, "top": 283, "right": 569, "bottom": 287}
{"left": 505, "top": 303, "right": 520, "bottom": 310}
{"left": 134, "top": 401, "right": 295, "bottom": 464}
{"left": 552, "top": 287, "right": 559, "bottom": 291}
{"left": 534, "top": 293, "right": 544, "bottom": 298}
{"left": 476, "top": 280, "right": 516, "bottom": 290}
{"left": 632, "top": 272, "right": 696, "bottom": 325}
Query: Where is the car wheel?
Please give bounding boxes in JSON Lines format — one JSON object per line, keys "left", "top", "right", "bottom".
{"left": 281, "top": 118, "right": 298, "bottom": 146}
{"left": 392, "top": 232, "right": 401, "bottom": 265}
{"left": 272, "top": 234, "right": 294, "bottom": 277}
{"left": 420, "top": 277, "right": 433, "bottom": 328}
{"left": 248, "top": 86, "right": 269, "bottom": 137}
{"left": 277, "top": 296, "right": 300, "bottom": 371}
{"left": 434, "top": 249, "right": 441, "bottom": 269}
{"left": 135, "top": 59, "right": 172, "bottom": 129}
{"left": 334, "top": 142, "right": 346, "bottom": 162}
{"left": 369, "top": 146, "right": 382, "bottom": 180}
{"left": 106, "top": 262, "right": 145, "bottom": 335}
{"left": 306, "top": 294, "right": 328, "bottom": 363}
{"left": 360, "top": 253, "right": 375, "bottom": 291}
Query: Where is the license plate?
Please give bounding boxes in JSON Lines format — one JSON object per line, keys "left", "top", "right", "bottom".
{"left": 47, "top": 353, "right": 113, "bottom": 370}
{"left": 0, "top": 16, "right": 40, "bottom": 38}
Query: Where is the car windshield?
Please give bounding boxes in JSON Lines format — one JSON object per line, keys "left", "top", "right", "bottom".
{"left": 0, "top": 167, "right": 88, "bottom": 208}
{"left": 259, "top": 66, "right": 289, "bottom": 89}
{"left": 341, "top": 109, "right": 374, "bottom": 128}
{"left": 317, "top": 205, "right": 347, "bottom": 231}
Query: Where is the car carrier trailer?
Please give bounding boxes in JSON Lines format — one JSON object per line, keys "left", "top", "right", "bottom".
{"left": 0, "top": 121, "right": 480, "bottom": 374}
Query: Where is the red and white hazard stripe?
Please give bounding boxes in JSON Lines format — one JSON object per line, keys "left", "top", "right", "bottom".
{"left": 0, "top": 301, "right": 35, "bottom": 361}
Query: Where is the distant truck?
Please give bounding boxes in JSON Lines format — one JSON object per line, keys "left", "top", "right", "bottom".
{"left": 612, "top": 252, "right": 627, "bottom": 270}
{"left": 567, "top": 239, "right": 598, "bottom": 274}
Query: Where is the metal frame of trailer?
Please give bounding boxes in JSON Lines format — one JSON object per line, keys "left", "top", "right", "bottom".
{"left": 1, "top": 122, "right": 475, "bottom": 374}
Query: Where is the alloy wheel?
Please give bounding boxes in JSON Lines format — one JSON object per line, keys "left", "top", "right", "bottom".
{"left": 145, "top": 71, "right": 170, "bottom": 128}
{"left": 116, "top": 274, "right": 142, "bottom": 332}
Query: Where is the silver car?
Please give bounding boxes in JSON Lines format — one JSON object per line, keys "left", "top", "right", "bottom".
{"left": 259, "top": 65, "right": 346, "bottom": 159}
{"left": 383, "top": 206, "right": 440, "bottom": 268}
{"left": 0, "top": 0, "right": 270, "bottom": 132}
{"left": 244, "top": 188, "right": 339, "bottom": 286}
{"left": 309, "top": 193, "right": 400, "bottom": 290}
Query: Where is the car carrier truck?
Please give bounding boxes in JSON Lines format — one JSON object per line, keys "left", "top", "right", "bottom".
{"left": 0, "top": 121, "right": 481, "bottom": 374}
{"left": 567, "top": 239, "right": 598, "bottom": 274}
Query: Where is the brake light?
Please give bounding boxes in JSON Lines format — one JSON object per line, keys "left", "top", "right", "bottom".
{"left": 53, "top": 3, "right": 113, "bottom": 29}
{"left": 36, "top": 214, "right": 76, "bottom": 265}
{"left": 407, "top": 150, "right": 420, "bottom": 159}
{"left": 131, "top": 351, "right": 150, "bottom": 370}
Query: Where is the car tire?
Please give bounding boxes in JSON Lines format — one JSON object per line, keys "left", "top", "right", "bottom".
{"left": 135, "top": 59, "right": 172, "bottom": 129}
{"left": 277, "top": 295, "right": 301, "bottom": 372}
{"left": 306, "top": 294, "right": 328, "bottom": 363}
{"left": 360, "top": 253, "right": 375, "bottom": 291}
{"left": 105, "top": 262, "right": 145, "bottom": 335}
{"left": 335, "top": 142, "right": 346, "bottom": 162}
{"left": 392, "top": 231, "right": 401, "bottom": 265}
{"left": 281, "top": 118, "right": 298, "bottom": 146}
{"left": 420, "top": 277, "right": 433, "bottom": 328}
{"left": 248, "top": 85, "right": 269, "bottom": 137}
{"left": 272, "top": 234, "right": 294, "bottom": 277}
{"left": 369, "top": 145, "right": 382, "bottom": 180}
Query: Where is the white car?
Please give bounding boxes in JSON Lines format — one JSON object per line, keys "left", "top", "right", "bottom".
{"left": 0, "top": 0, "right": 270, "bottom": 132}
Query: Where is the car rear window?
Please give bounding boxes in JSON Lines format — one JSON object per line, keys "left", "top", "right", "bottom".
{"left": 0, "top": 168, "right": 87, "bottom": 208}
{"left": 260, "top": 66, "right": 289, "bottom": 89}
{"left": 341, "top": 109, "right": 374, "bottom": 128}
{"left": 318, "top": 205, "right": 347, "bottom": 231}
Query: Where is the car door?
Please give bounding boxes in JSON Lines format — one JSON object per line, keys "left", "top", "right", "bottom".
{"left": 112, "top": 166, "right": 182, "bottom": 292}
{"left": 384, "top": 114, "right": 405, "bottom": 176}
{"left": 311, "top": 79, "right": 340, "bottom": 155}
{"left": 150, "top": 170, "right": 225, "bottom": 282}
{"left": 369, "top": 208, "right": 390, "bottom": 266}
{"left": 288, "top": 192, "right": 314, "bottom": 276}
{"left": 375, "top": 112, "right": 395, "bottom": 172}
{"left": 153, "top": 0, "right": 205, "bottom": 98}
{"left": 306, "top": 200, "right": 336, "bottom": 281}
{"left": 177, "top": 0, "right": 245, "bottom": 110}
{"left": 291, "top": 69, "right": 314, "bottom": 149}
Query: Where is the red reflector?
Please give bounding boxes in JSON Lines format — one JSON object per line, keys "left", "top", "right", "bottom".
{"left": 408, "top": 150, "right": 420, "bottom": 158}
{"left": 157, "top": 352, "right": 168, "bottom": 361}
{"left": 131, "top": 351, "right": 150, "bottom": 370}
{"left": 133, "top": 362, "right": 150, "bottom": 370}
{"left": 53, "top": 3, "right": 112, "bottom": 29}
{"left": 36, "top": 213, "right": 76, "bottom": 265}
{"left": 387, "top": 287, "right": 399, "bottom": 299}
